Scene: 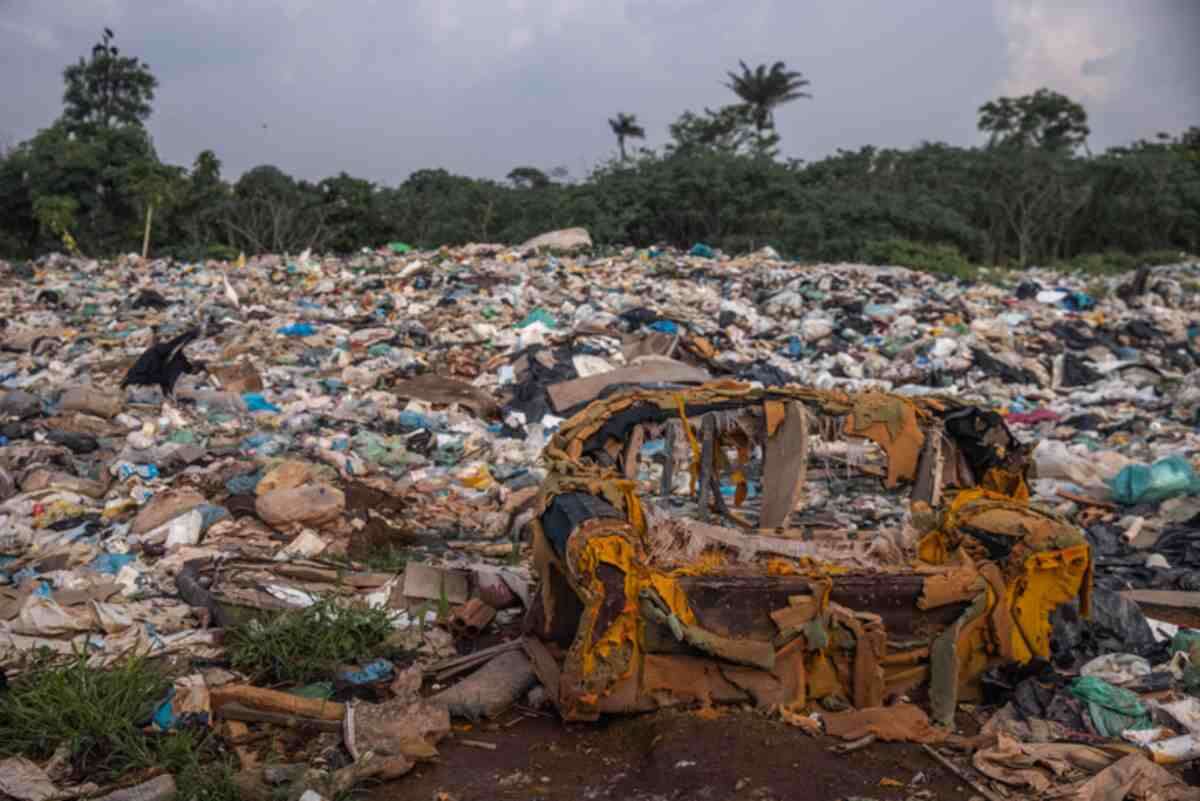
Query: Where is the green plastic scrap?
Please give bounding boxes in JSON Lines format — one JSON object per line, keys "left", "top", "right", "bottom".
{"left": 388, "top": 242, "right": 412, "bottom": 254}
{"left": 1069, "top": 675, "right": 1154, "bottom": 738}
{"left": 516, "top": 307, "right": 557, "bottom": 329}
{"left": 352, "top": 431, "right": 414, "bottom": 467}
{"left": 289, "top": 682, "right": 334, "bottom": 700}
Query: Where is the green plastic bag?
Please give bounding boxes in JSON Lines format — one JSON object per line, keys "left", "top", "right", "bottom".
{"left": 1109, "top": 456, "right": 1200, "bottom": 505}
{"left": 388, "top": 242, "right": 412, "bottom": 254}
{"left": 1171, "top": 629, "right": 1200, "bottom": 656}
{"left": 516, "top": 307, "right": 557, "bottom": 329}
{"left": 1070, "top": 675, "right": 1153, "bottom": 737}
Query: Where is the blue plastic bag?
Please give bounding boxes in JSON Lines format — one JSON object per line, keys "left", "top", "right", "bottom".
{"left": 118, "top": 463, "right": 159, "bottom": 481}
{"left": 277, "top": 322, "right": 317, "bottom": 337}
{"left": 242, "top": 393, "right": 281, "bottom": 413}
{"left": 336, "top": 659, "right": 394, "bottom": 686}
{"left": 90, "top": 553, "right": 137, "bottom": 575}
{"left": 1059, "top": 291, "right": 1095, "bottom": 312}
{"left": 649, "top": 320, "right": 679, "bottom": 334}
{"left": 689, "top": 243, "right": 715, "bottom": 258}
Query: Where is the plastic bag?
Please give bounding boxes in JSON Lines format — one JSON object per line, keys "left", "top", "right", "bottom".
{"left": 1109, "top": 456, "right": 1200, "bottom": 505}
{"left": 242, "top": 393, "right": 281, "bottom": 413}
{"left": 1080, "top": 653, "right": 1152, "bottom": 686}
{"left": 1070, "top": 676, "right": 1154, "bottom": 738}
{"left": 276, "top": 322, "right": 317, "bottom": 337}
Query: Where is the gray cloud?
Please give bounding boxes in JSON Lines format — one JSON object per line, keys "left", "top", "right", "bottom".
{"left": 1, "top": 0, "right": 1196, "bottom": 183}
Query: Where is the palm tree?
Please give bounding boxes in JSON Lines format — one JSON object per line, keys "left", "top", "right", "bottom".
{"left": 608, "top": 112, "right": 646, "bottom": 161}
{"left": 723, "top": 60, "right": 811, "bottom": 147}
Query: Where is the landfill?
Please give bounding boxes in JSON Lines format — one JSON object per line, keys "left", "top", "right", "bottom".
{"left": 2, "top": 237, "right": 1200, "bottom": 800}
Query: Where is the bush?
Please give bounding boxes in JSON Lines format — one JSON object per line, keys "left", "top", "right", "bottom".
{"left": 861, "top": 238, "right": 978, "bottom": 280}
{"left": 204, "top": 243, "right": 238, "bottom": 262}
{"left": 226, "top": 596, "right": 394, "bottom": 684}
{"left": 1140, "top": 249, "right": 1195, "bottom": 267}
{"left": 1057, "top": 251, "right": 1138, "bottom": 276}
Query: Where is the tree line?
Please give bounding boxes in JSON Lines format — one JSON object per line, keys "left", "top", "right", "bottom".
{"left": 0, "top": 31, "right": 1196, "bottom": 272}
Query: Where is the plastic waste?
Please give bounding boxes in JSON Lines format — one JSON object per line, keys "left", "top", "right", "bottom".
{"left": 242, "top": 393, "right": 281, "bottom": 413}
{"left": 516, "top": 308, "right": 556, "bottom": 329}
{"left": 1171, "top": 630, "right": 1200, "bottom": 656}
{"left": 1060, "top": 290, "right": 1095, "bottom": 312}
{"left": 388, "top": 242, "right": 412, "bottom": 254}
{"left": 863, "top": 303, "right": 896, "bottom": 323}
{"left": 1148, "top": 734, "right": 1200, "bottom": 764}
{"left": 117, "top": 463, "right": 159, "bottom": 481}
{"left": 277, "top": 322, "right": 317, "bottom": 337}
{"left": 1070, "top": 676, "right": 1154, "bottom": 738}
{"left": 336, "top": 658, "right": 395, "bottom": 686}
{"left": 90, "top": 553, "right": 137, "bottom": 575}
{"left": 1080, "top": 653, "right": 1152, "bottom": 686}
{"left": 689, "top": 243, "right": 715, "bottom": 258}
{"left": 1109, "top": 456, "right": 1200, "bottom": 505}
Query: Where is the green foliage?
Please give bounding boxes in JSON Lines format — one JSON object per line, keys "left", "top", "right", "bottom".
{"left": 1056, "top": 251, "right": 1138, "bottom": 276}
{"left": 225, "top": 597, "right": 394, "bottom": 685}
{"left": 205, "top": 243, "right": 239, "bottom": 261}
{"left": 32, "top": 194, "right": 80, "bottom": 253}
{"left": 1055, "top": 249, "right": 1195, "bottom": 277}
{"left": 0, "top": 653, "right": 166, "bottom": 779}
{"left": 0, "top": 654, "right": 239, "bottom": 799}
{"left": 978, "top": 88, "right": 1090, "bottom": 152}
{"left": 861, "top": 239, "right": 978, "bottom": 280}
{"left": 667, "top": 105, "right": 762, "bottom": 156}
{"left": 608, "top": 112, "right": 646, "bottom": 161}
{"left": 507, "top": 165, "right": 552, "bottom": 189}
{"left": 1, "top": 37, "right": 1198, "bottom": 274}
{"left": 62, "top": 29, "right": 158, "bottom": 135}
{"left": 723, "top": 60, "right": 811, "bottom": 149}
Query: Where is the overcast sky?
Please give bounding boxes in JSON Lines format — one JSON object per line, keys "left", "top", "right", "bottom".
{"left": 2, "top": 0, "right": 1197, "bottom": 184}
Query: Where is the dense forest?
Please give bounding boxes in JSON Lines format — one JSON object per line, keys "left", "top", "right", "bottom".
{"left": 1, "top": 31, "right": 1197, "bottom": 273}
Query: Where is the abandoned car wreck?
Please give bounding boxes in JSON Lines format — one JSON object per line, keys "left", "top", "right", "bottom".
{"left": 523, "top": 381, "right": 1093, "bottom": 726}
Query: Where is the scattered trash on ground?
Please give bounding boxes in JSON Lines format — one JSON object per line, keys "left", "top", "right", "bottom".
{"left": 2, "top": 238, "right": 1200, "bottom": 799}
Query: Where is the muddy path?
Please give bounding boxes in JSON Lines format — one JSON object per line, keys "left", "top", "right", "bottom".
{"left": 367, "top": 708, "right": 975, "bottom": 801}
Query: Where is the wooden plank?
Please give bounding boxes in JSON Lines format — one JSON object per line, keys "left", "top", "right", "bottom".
{"left": 1121, "top": 590, "right": 1200, "bottom": 611}
{"left": 546, "top": 361, "right": 709, "bottom": 412}
{"left": 697, "top": 415, "right": 716, "bottom": 522}
{"left": 622, "top": 425, "right": 645, "bottom": 480}
{"left": 759, "top": 402, "right": 808, "bottom": 528}
{"left": 660, "top": 422, "right": 677, "bottom": 497}
{"left": 522, "top": 635, "right": 561, "bottom": 701}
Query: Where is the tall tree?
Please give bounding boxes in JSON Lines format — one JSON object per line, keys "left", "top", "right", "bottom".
{"left": 507, "top": 166, "right": 551, "bottom": 189}
{"left": 978, "top": 89, "right": 1090, "bottom": 153}
{"left": 62, "top": 29, "right": 158, "bottom": 134}
{"left": 608, "top": 112, "right": 646, "bottom": 161}
{"left": 723, "top": 60, "right": 811, "bottom": 149}
{"left": 667, "top": 106, "right": 757, "bottom": 156}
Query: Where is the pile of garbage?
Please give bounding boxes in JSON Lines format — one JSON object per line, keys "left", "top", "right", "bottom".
{"left": 1, "top": 234, "right": 1200, "bottom": 800}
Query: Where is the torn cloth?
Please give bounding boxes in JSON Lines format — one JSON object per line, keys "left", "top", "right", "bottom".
{"left": 972, "top": 733, "right": 1114, "bottom": 794}
{"left": 822, "top": 703, "right": 946, "bottom": 743}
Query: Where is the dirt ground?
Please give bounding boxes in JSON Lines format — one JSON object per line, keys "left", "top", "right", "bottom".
{"left": 366, "top": 707, "right": 976, "bottom": 801}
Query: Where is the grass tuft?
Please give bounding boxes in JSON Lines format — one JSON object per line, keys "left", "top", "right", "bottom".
{"left": 0, "top": 653, "right": 167, "bottom": 779}
{"left": 225, "top": 596, "right": 394, "bottom": 685}
{"left": 0, "top": 654, "right": 240, "bottom": 800}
